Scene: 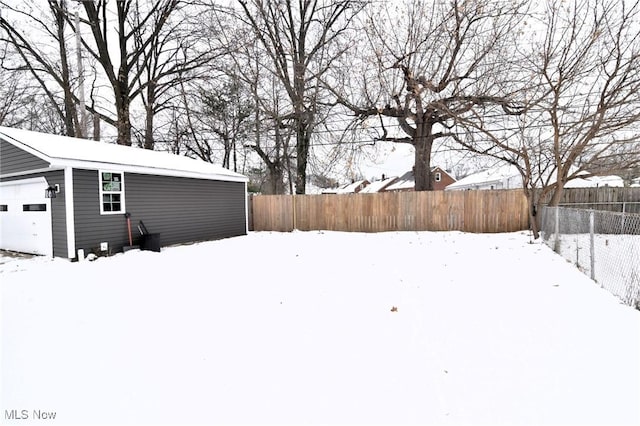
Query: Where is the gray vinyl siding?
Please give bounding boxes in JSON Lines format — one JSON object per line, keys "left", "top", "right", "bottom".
{"left": 47, "top": 170, "right": 68, "bottom": 258}
{"left": 73, "top": 169, "right": 130, "bottom": 255}
{"left": 0, "top": 139, "right": 49, "bottom": 174}
{"left": 72, "top": 169, "right": 246, "bottom": 254}
{"left": 126, "top": 173, "right": 247, "bottom": 246}
{"left": 0, "top": 170, "right": 67, "bottom": 257}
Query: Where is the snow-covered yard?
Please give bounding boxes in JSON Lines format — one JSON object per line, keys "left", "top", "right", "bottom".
{"left": 1, "top": 231, "right": 639, "bottom": 425}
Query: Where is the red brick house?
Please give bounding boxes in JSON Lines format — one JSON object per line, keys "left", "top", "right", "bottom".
{"left": 385, "top": 167, "right": 456, "bottom": 191}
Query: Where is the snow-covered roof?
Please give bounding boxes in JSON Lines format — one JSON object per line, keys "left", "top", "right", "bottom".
{"left": 385, "top": 170, "right": 414, "bottom": 191}
{"left": 360, "top": 176, "right": 398, "bottom": 193}
{"left": 445, "top": 165, "right": 520, "bottom": 190}
{"left": 384, "top": 167, "right": 452, "bottom": 191}
{"left": 564, "top": 175, "right": 624, "bottom": 188}
{"left": 0, "top": 126, "right": 247, "bottom": 182}
{"left": 336, "top": 179, "right": 369, "bottom": 194}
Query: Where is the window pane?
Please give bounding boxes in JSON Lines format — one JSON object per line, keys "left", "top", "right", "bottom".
{"left": 23, "top": 204, "right": 46, "bottom": 212}
{"left": 100, "top": 172, "right": 124, "bottom": 213}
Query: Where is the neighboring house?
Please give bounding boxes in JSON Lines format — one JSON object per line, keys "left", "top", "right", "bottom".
{"left": 431, "top": 167, "right": 457, "bottom": 190}
{"left": 320, "top": 187, "right": 339, "bottom": 194}
{"left": 446, "top": 164, "right": 625, "bottom": 191}
{"left": 0, "top": 127, "right": 248, "bottom": 259}
{"left": 359, "top": 175, "right": 398, "bottom": 194}
{"left": 445, "top": 165, "right": 522, "bottom": 191}
{"left": 385, "top": 167, "right": 456, "bottom": 192}
{"left": 564, "top": 175, "right": 625, "bottom": 188}
{"left": 322, "top": 179, "right": 369, "bottom": 194}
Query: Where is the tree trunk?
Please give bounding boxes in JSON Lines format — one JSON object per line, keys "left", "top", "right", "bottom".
{"left": 265, "top": 162, "right": 285, "bottom": 195}
{"left": 54, "top": 0, "right": 77, "bottom": 137}
{"left": 116, "top": 101, "right": 132, "bottom": 146}
{"left": 143, "top": 106, "right": 154, "bottom": 150}
{"left": 222, "top": 135, "right": 231, "bottom": 169}
{"left": 414, "top": 121, "right": 434, "bottom": 191}
{"left": 232, "top": 137, "right": 237, "bottom": 173}
{"left": 115, "top": 5, "right": 131, "bottom": 147}
{"left": 93, "top": 113, "right": 100, "bottom": 140}
{"left": 60, "top": 51, "right": 77, "bottom": 138}
{"left": 549, "top": 180, "right": 565, "bottom": 206}
{"left": 524, "top": 187, "right": 540, "bottom": 239}
{"left": 115, "top": 78, "right": 132, "bottom": 146}
{"left": 143, "top": 108, "right": 154, "bottom": 149}
{"left": 143, "top": 82, "right": 156, "bottom": 150}
{"left": 295, "top": 128, "right": 310, "bottom": 194}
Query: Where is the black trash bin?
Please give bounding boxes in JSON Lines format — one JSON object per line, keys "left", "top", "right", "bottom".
{"left": 140, "top": 233, "right": 161, "bottom": 252}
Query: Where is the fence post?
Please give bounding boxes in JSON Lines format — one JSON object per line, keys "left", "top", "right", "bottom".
{"left": 554, "top": 206, "right": 560, "bottom": 253}
{"left": 292, "top": 194, "right": 297, "bottom": 231}
{"left": 589, "top": 211, "right": 595, "bottom": 281}
{"left": 621, "top": 201, "right": 626, "bottom": 233}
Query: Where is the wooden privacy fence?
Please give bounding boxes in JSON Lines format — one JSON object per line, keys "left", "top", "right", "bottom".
{"left": 546, "top": 186, "right": 640, "bottom": 204}
{"left": 250, "top": 190, "right": 530, "bottom": 233}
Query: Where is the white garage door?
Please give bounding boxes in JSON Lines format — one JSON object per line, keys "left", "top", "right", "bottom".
{"left": 0, "top": 177, "right": 53, "bottom": 256}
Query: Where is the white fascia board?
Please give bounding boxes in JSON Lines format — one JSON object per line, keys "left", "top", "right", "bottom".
{"left": 49, "top": 159, "right": 248, "bottom": 183}
{"left": 0, "top": 176, "right": 49, "bottom": 187}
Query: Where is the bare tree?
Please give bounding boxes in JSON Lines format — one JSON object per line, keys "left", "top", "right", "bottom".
{"left": 198, "top": 77, "right": 253, "bottom": 171}
{"left": 188, "top": 5, "right": 295, "bottom": 193}
{"left": 236, "top": 0, "right": 365, "bottom": 194}
{"left": 0, "top": 0, "right": 193, "bottom": 143}
{"left": 243, "top": 52, "right": 293, "bottom": 194}
{"left": 72, "top": 0, "right": 192, "bottom": 146}
{"left": 130, "top": 2, "right": 219, "bottom": 150}
{"left": 332, "top": 0, "right": 528, "bottom": 190}
{"left": 0, "top": 0, "right": 84, "bottom": 136}
{"left": 0, "top": 67, "right": 31, "bottom": 126}
{"left": 161, "top": 6, "right": 258, "bottom": 171}
{"left": 454, "top": 0, "right": 640, "bottom": 238}
{"left": 537, "top": 0, "right": 640, "bottom": 205}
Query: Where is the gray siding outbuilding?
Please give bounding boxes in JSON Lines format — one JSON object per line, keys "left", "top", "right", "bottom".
{"left": 0, "top": 127, "right": 248, "bottom": 258}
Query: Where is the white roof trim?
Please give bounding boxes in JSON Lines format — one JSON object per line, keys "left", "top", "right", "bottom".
{"left": 0, "top": 176, "right": 48, "bottom": 187}
{"left": 0, "top": 127, "right": 247, "bottom": 183}
{"left": 48, "top": 159, "right": 248, "bottom": 182}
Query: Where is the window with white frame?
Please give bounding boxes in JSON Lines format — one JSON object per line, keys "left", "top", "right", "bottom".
{"left": 435, "top": 172, "right": 442, "bottom": 182}
{"left": 99, "top": 171, "right": 125, "bottom": 214}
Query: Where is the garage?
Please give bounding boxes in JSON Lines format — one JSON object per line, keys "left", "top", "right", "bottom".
{"left": 1, "top": 126, "right": 247, "bottom": 259}
{"left": 0, "top": 177, "right": 53, "bottom": 256}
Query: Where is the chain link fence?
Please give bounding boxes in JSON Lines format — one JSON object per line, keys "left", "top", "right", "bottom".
{"left": 540, "top": 204, "right": 640, "bottom": 309}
